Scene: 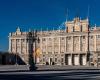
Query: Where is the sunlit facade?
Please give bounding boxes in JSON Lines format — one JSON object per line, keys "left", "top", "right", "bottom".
{"left": 9, "top": 17, "right": 100, "bottom": 66}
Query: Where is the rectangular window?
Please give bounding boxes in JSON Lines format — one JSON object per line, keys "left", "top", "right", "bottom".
{"left": 21, "top": 52, "right": 24, "bottom": 55}
{"left": 89, "top": 36, "right": 93, "bottom": 39}
{"left": 82, "top": 36, "right": 85, "bottom": 39}
{"left": 22, "top": 39, "right": 25, "bottom": 42}
{"left": 55, "top": 58, "right": 57, "bottom": 62}
{"left": 90, "top": 58, "right": 93, "bottom": 62}
{"left": 43, "top": 55, "right": 45, "bottom": 57}
{"left": 42, "top": 52, "right": 46, "bottom": 54}
{"left": 98, "top": 53, "right": 100, "bottom": 56}
{"left": 61, "top": 58, "right": 63, "bottom": 62}
{"left": 91, "top": 36, "right": 93, "bottom": 39}
{"left": 54, "top": 38, "right": 57, "bottom": 41}
{"left": 42, "top": 38, "right": 46, "bottom": 41}
{"left": 61, "top": 37, "right": 64, "bottom": 40}
{"left": 54, "top": 52, "right": 58, "bottom": 54}
{"left": 11, "top": 39, "right": 14, "bottom": 43}
{"left": 68, "top": 37, "right": 71, "bottom": 40}
{"left": 97, "top": 35, "right": 100, "bottom": 38}
{"left": 49, "top": 38, "right": 52, "bottom": 40}
{"left": 40, "top": 59, "right": 42, "bottom": 62}
{"left": 16, "top": 39, "right": 20, "bottom": 42}
{"left": 43, "top": 58, "right": 45, "bottom": 62}
{"left": 90, "top": 54, "right": 93, "bottom": 57}
{"left": 48, "top": 52, "right": 52, "bottom": 54}
{"left": 98, "top": 58, "right": 100, "bottom": 62}
{"left": 61, "top": 52, "right": 64, "bottom": 54}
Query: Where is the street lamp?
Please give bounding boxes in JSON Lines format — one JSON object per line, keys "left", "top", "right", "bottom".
{"left": 27, "top": 30, "right": 37, "bottom": 71}
{"left": 15, "top": 53, "right": 18, "bottom": 65}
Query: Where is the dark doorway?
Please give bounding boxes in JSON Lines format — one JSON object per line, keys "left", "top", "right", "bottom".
{"left": 50, "top": 58, "right": 52, "bottom": 65}
{"left": 65, "top": 54, "right": 68, "bottom": 65}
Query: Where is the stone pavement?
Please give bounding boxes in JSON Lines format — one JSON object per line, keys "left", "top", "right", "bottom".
{"left": 0, "top": 65, "right": 100, "bottom": 71}
{"left": 0, "top": 70, "right": 100, "bottom": 80}
{"left": 36, "top": 65, "right": 100, "bottom": 71}
{"left": 0, "top": 65, "right": 29, "bottom": 71}
{"left": 0, "top": 65, "right": 100, "bottom": 80}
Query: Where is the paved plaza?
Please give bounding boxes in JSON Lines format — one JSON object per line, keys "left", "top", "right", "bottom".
{"left": 0, "top": 70, "right": 100, "bottom": 80}
{"left": 0, "top": 65, "right": 100, "bottom": 80}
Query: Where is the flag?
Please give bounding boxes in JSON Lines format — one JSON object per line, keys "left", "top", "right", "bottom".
{"left": 35, "top": 48, "right": 41, "bottom": 57}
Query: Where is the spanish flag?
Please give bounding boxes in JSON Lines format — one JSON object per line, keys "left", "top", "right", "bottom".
{"left": 35, "top": 48, "right": 41, "bottom": 58}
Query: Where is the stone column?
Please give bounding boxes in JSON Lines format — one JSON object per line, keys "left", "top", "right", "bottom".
{"left": 20, "top": 39, "right": 22, "bottom": 54}
{"left": 25, "top": 39, "right": 28, "bottom": 64}
{"left": 94, "top": 35, "right": 97, "bottom": 67}
{"left": 59, "top": 37, "right": 60, "bottom": 54}
{"left": 72, "top": 36, "right": 74, "bottom": 52}
{"left": 26, "top": 39, "right": 28, "bottom": 54}
{"left": 85, "top": 36, "right": 88, "bottom": 52}
{"left": 40, "top": 38, "right": 42, "bottom": 54}
{"left": 70, "top": 36, "right": 73, "bottom": 65}
{"left": 9, "top": 38, "right": 11, "bottom": 52}
{"left": 52, "top": 37, "right": 54, "bottom": 54}
{"left": 79, "top": 54, "right": 80, "bottom": 65}
{"left": 25, "top": 39, "right": 27, "bottom": 54}
{"left": 65, "top": 37, "right": 67, "bottom": 65}
{"left": 65, "top": 37, "right": 66, "bottom": 53}
{"left": 15, "top": 39, "right": 17, "bottom": 53}
{"left": 46, "top": 38, "right": 48, "bottom": 54}
{"left": 71, "top": 54, "right": 73, "bottom": 65}
{"left": 66, "top": 37, "right": 68, "bottom": 52}
{"left": 79, "top": 36, "right": 81, "bottom": 52}
{"left": 15, "top": 38, "right": 18, "bottom": 65}
{"left": 65, "top": 37, "right": 67, "bottom": 53}
{"left": 93, "top": 52, "right": 98, "bottom": 67}
{"left": 26, "top": 39, "right": 30, "bottom": 64}
{"left": 94, "top": 35, "right": 96, "bottom": 51}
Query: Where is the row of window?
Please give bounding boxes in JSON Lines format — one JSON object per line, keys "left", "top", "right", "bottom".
{"left": 96, "top": 35, "right": 100, "bottom": 38}
{"left": 41, "top": 58, "right": 64, "bottom": 62}
{"left": 11, "top": 39, "right": 26, "bottom": 42}
{"left": 42, "top": 35, "right": 100, "bottom": 41}
{"left": 42, "top": 36, "right": 87, "bottom": 42}
{"left": 89, "top": 35, "right": 100, "bottom": 39}
{"left": 90, "top": 58, "right": 100, "bottom": 62}
{"left": 11, "top": 35, "right": 100, "bottom": 43}
{"left": 42, "top": 52, "right": 65, "bottom": 54}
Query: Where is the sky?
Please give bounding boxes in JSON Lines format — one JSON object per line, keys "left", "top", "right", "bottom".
{"left": 0, "top": 0, "right": 100, "bottom": 51}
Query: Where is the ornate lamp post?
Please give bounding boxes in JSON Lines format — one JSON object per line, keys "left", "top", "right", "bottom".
{"left": 15, "top": 52, "right": 18, "bottom": 65}
{"left": 27, "top": 30, "right": 38, "bottom": 70}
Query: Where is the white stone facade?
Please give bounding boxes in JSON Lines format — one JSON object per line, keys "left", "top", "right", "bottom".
{"left": 9, "top": 17, "right": 100, "bottom": 66}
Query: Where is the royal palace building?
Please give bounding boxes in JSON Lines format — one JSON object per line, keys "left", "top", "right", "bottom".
{"left": 8, "top": 17, "right": 100, "bottom": 67}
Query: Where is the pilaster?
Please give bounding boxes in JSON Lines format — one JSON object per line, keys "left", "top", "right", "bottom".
{"left": 94, "top": 35, "right": 96, "bottom": 51}
{"left": 59, "top": 37, "right": 60, "bottom": 54}
{"left": 40, "top": 38, "right": 42, "bottom": 55}
{"left": 52, "top": 37, "right": 54, "bottom": 54}
{"left": 65, "top": 37, "right": 66, "bottom": 53}
{"left": 72, "top": 36, "right": 74, "bottom": 52}
{"left": 9, "top": 38, "right": 11, "bottom": 52}
{"left": 79, "top": 36, "right": 81, "bottom": 51}
{"left": 85, "top": 36, "right": 88, "bottom": 52}
{"left": 46, "top": 38, "right": 48, "bottom": 54}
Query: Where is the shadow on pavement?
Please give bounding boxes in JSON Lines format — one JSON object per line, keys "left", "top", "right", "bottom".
{"left": 0, "top": 71, "right": 99, "bottom": 80}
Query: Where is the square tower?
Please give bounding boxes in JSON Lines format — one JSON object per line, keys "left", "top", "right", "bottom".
{"left": 65, "top": 17, "right": 89, "bottom": 33}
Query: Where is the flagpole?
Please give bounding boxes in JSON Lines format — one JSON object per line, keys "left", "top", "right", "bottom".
{"left": 65, "top": 8, "right": 68, "bottom": 32}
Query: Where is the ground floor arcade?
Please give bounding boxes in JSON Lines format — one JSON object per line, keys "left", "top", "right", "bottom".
{"left": 38, "top": 53, "right": 88, "bottom": 66}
